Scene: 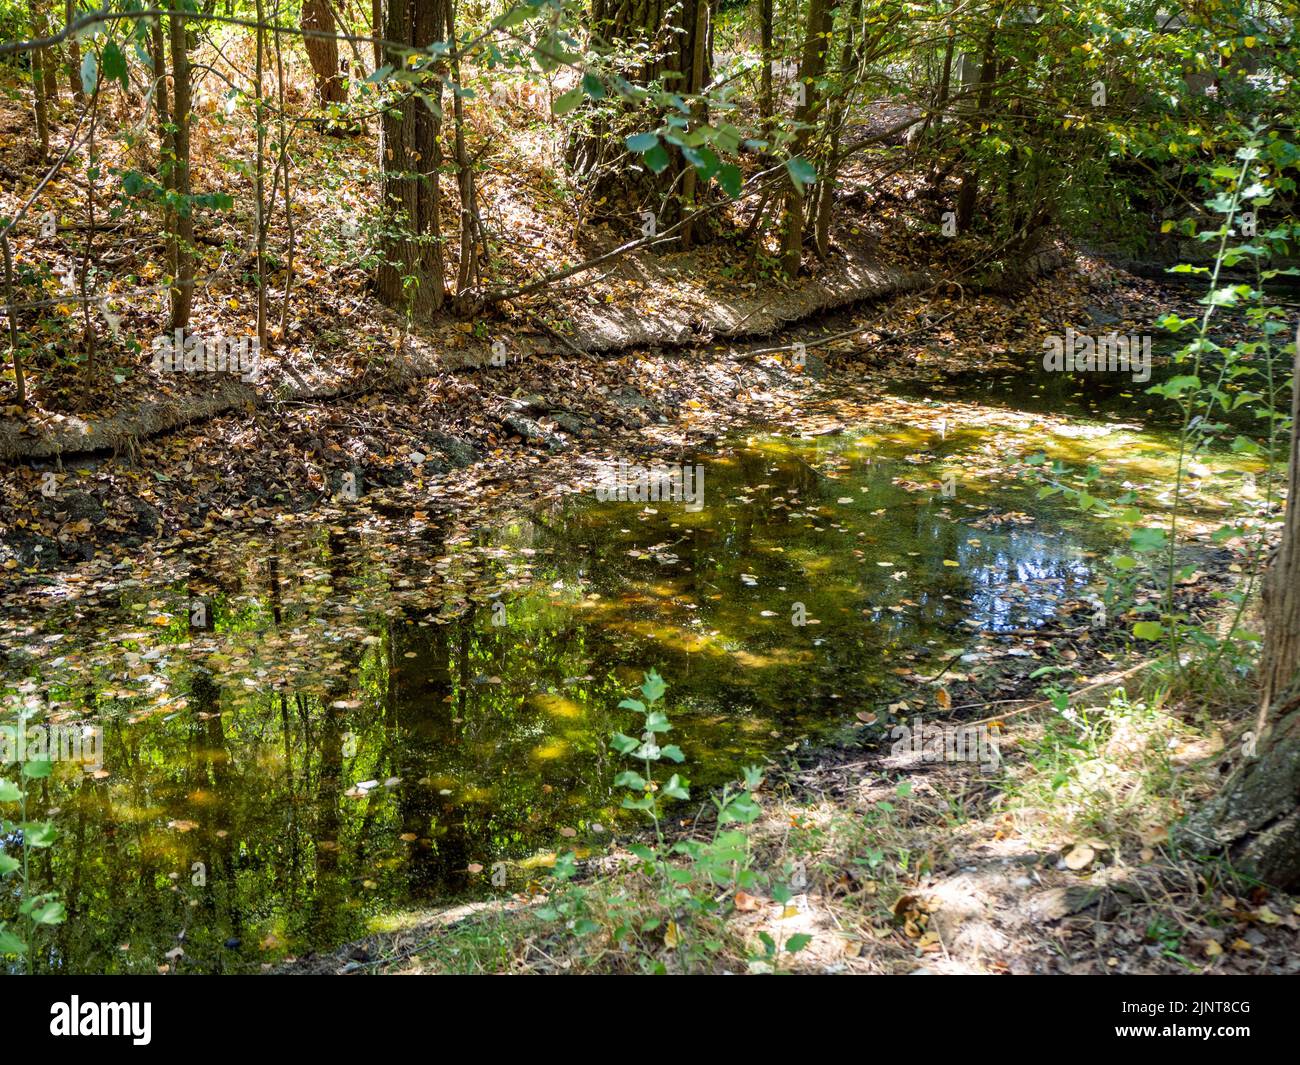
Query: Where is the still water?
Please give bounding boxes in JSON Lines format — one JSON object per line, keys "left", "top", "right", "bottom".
{"left": 0, "top": 361, "right": 1243, "bottom": 971}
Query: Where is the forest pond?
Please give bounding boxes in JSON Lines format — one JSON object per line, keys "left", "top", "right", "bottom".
{"left": 0, "top": 356, "right": 1244, "bottom": 972}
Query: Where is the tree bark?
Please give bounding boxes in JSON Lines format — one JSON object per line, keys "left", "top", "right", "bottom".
{"left": 303, "top": 0, "right": 347, "bottom": 105}
{"left": 759, "top": 0, "right": 774, "bottom": 131}
{"left": 572, "top": 0, "right": 714, "bottom": 232}
{"left": 956, "top": 29, "right": 997, "bottom": 233}
{"left": 40, "top": 2, "right": 60, "bottom": 104}
{"left": 814, "top": 0, "right": 862, "bottom": 258}
{"left": 1179, "top": 327, "right": 1300, "bottom": 889}
{"left": 65, "top": 0, "right": 83, "bottom": 100}
{"left": 376, "top": 0, "right": 449, "bottom": 318}
{"left": 29, "top": 0, "right": 49, "bottom": 156}
{"left": 780, "top": 0, "right": 833, "bottom": 275}
{"left": 167, "top": 10, "right": 195, "bottom": 330}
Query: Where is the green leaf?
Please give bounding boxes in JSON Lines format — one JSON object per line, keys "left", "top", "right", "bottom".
{"left": 1132, "top": 620, "right": 1165, "bottom": 640}
{"left": 1129, "top": 527, "right": 1167, "bottom": 553}
{"left": 644, "top": 710, "right": 671, "bottom": 733}
{"left": 640, "top": 670, "right": 666, "bottom": 704}
{"left": 660, "top": 744, "right": 685, "bottom": 763}
{"left": 643, "top": 143, "right": 670, "bottom": 174}
{"left": 785, "top": 156, "right": 816, "bottom": 192}
{"left": 29, "top": 900, "right": 65, "bottom": 926}
{"left": 610, "top": 731, "right": 640, "bottom": 754}
{"left": 495, "top": 3, "right": 537, "bottom": 29}
{"left": 661, "top": 773, "right": 689, "bottom": 800}
{"left": 625, "top": 132, "right": 659, "bottom": 153}
{"left": 552, "top": 87, "right": 583, "bottom": 115}
{"left": 0, "top": 853, "right": 19, "bottom": 876}
{"left": 81, "top": 51, "right": 98, "bottom": 95}
{"left": 617, "top": 698, "right": 646, "bottom": 713}
{"left": 614, "top": 770, "right": 647, "bottom": 790}
{"left": 101, "top": 41, "right": 129, "bottom": 90}
{"left": 19, "top": 822, "right": 57, "bottom": 848}
{"left": 22, "top": 759, "right": 52, "bottom": 780}
{"left": 0, "top": 926, "right": 24, "bottom": 955}
{"left": 716, "top": 163, "right": 742, "bottom": 198}
{"left": 0, "top": 779, "right": 21, "bottom": 803}
{"left": 581, "top": 73, "right": 605, "bottom": 100}
{"left": 785, "top": 933, "right": 813, "bottom": 953}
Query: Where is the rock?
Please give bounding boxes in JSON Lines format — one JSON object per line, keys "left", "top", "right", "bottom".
{"left": 59, "top": 490, "right": 106, "bottom": 524}
{"left": 428, "top": 433, "right": 478, "bottom": 469}
{"left": 1085, "top": 305, "right": 1121, "bottom": 326}
{"left": 509, "top": 393, "right": 549, "bottom": 414}
{"left": 124, "top": 496, "right": 160, "bottom": 536}
{"left": 549, "top": 411, "right": 588, "bottom": 435}
{"left": 502, "top": 414, "right": 567, "bottom": 451}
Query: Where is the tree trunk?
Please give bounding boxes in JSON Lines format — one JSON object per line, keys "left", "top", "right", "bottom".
{"left": 40, "top": 3, "right": 60, "bottom": 104}
{"left": 376, "top": 0, "right": 449, "bottom": 318}
{"left": 814, "top": 0, "right": 862, "bottom": 258}
{"left": 167, "top": 10, "right": 195, "bottom": 330}
{"left": 759, "top": 0, "right": 774, "bottom": 131}
{"left": 572, "top": 0, "right": 714, "bottom": 231}
{"left": 65, "top": 0, "right": 83, "bottom": 100}
{"left": 1179, "top": 327, "right": 1300, "bottom": 889}
{"left": 679, "top": 0, "right": 711, "bottom": 249}
{"left": 780, "top": 0, "right": 833, "bottom": 275}
{"left": 29, "top": 0, "right": 49, "bottom": 156}
{"left": 450, "top": 15, "right": 481, "bottom": 301}
{"left": 302, "top": 0, "right": 347, "bottom": 105}
{"left": 955, "top": 30, "right": 997, "bottom": 233}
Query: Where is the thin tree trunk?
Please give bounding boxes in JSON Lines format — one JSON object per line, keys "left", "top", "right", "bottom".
{"left": 759, "top": 0, "right": 774, "bottom": 131}
{"left": 29, "top": 0, "right": 49, "bottom": 156}
{"left": 66, "top": 0, "right": 83, "bottom": 100}
{"left": 168, "top": 9, "right": 194, "bottom": 330}
{"left": 2, "top": 236, "right": 25, "bottom": 405}
{"left": 680, "top": 0, "right": 710, "bottom": 249}
{"left": 1259, "top": 325, "right": 1300, "bottom": 715}
{"left": 274, "top": 0, "right": 297, "bottom": 334}
{"left": 255, "top": 0, "right": 269, "bottom": 350}
{"left": 450, "top": 7, "right": 479, "bottom": 300}
{"left": 815, "top": 0, "right": 862, "bottom": 258}
{"left": 40, "top": 3, "right": 60, "bottom": 103}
